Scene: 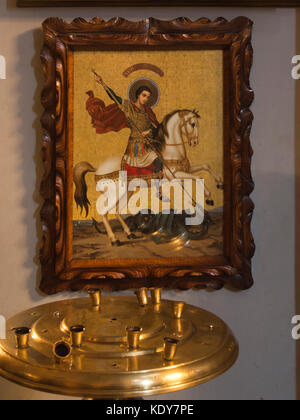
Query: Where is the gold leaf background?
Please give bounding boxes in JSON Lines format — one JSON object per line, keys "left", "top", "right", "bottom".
{"left": 73, "top": 49, "right": 224, "bottom": 221}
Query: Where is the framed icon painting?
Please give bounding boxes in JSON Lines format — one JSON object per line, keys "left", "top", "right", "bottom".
{"left": 40, "top": 17, "right": 255, "bottom": 294}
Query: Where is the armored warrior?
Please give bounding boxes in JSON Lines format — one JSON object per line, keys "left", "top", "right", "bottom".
{"left": 86, "top": 75, "right": 163, "bottom": 177}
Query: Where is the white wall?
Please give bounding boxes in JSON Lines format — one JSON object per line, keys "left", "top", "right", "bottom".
{"left": 0, "top": 1, "right": 296, "bottom": 400}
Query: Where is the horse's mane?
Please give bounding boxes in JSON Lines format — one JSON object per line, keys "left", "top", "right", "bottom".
{"left": 151, "top": 109, "right": 200, "bottom": 153}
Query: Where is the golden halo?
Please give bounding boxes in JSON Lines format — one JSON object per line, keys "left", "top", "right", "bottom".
{"left": 127, "top": 78, "right": 160, "bottom": 108}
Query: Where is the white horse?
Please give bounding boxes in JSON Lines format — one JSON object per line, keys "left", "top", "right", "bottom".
{"left": 74, "top": 109, "right": 223, "bottom": 246}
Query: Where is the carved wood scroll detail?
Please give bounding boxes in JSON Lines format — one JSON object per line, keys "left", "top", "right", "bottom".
{"left": 40, "top": 17, "right": 255, "bottom": 295}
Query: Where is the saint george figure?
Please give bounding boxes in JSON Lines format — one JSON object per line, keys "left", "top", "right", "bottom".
{"left": 86, "top": 75, "right": 163, "bottom": 177}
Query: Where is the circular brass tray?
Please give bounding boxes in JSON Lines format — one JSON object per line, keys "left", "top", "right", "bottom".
{"left": 0, "top": 296, "right": 238, "bottom": 399}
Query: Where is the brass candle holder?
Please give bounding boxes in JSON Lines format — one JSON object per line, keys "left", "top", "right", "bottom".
{"left": 14, "top": 327, "right": 31, "bottom": 350}
{"left": 70, "top": 325, "right": 85, "bottom": 348}
{"left": 135, "top": 288, "right": 148, "bottom": 306}
{"left": 150, "top": 288, "right": 162, "bottom": 305}
{"left": 164, "top": 337, "right": 179, "bottom": 361}
{"left": 0, "top": 293, "right": 239, "bottom": 399}
{"left": 88, "top": 289, "right": 101, "bottom": 308}
{"left": 53, "top": 340, "right": 72, "bottom": 364}
{"left": 126, "top": 326, "right": 142, "bottom": 349}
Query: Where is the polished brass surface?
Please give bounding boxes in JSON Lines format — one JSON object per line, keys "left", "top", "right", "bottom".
{"left": 173, "top": 302, "right": 185, "bottom": 319}
{"left": 0, "top": 297, "right": 238, "bottom": 399}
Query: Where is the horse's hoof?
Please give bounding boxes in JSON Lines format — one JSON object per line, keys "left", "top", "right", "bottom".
{"left": 127, "top": 233, "right": 137, "bottom": 240}
{"left": 206, "top": 199, "right": 214, "bottom": 206}
{"left": 111, "top": 240, "right": 121, "bottom": 247}
{"left": 217, "top": 184, "right": 224, "bottom": 190}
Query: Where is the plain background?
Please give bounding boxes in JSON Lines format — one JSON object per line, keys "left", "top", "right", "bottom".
{"left": 0, "top": 1, "right": 297, "bottom": 400}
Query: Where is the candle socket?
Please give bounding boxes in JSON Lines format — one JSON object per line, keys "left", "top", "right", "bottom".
{"left": 14, "top": 327, "right": 31, "bottom": 349}
{"left": 126, "top": 326, "right": 142, "bottom": 349}
{"left": 164, "top": 337, "right": 179, "bottom": 361}
{"left": 135, "top": 288, "right": 148, "bottom": 306}
{"left": 53, "top": 340, "right": 72, "bottom": 364}
{"left": 70, "top": 325, "right": 85, "bottom": 348}
{"left": 150, "top": 288, "right": 162, "bottom": 305}
{"left": 173, "top": 301, "right": 185, "bottom": 319}
{"left": 88, "top": 290, "right": 101, "bottom": 307}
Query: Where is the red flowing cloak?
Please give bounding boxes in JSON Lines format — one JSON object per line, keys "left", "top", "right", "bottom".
{"left": 86, "top": 91, "right": 159, "bottom": 134}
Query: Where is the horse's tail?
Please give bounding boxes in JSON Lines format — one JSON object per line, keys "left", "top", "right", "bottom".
{"left": 73, "top": 161, "right": 96, "bottom": 217}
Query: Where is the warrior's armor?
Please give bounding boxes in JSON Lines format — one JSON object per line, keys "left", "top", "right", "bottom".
{"left": 86, "top": 86, "right": 163, "bottom": 176}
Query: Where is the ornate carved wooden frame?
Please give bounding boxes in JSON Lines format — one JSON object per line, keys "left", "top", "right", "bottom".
{"left": 18, "top": 0, "right": 300, "bottom": 7}
{"left": 40, "top": 17, "right": 255, "bottom": 295}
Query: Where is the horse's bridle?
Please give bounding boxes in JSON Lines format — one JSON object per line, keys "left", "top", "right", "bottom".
{"left": 165, "top": 114, "right": 199, "bottom": 147}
